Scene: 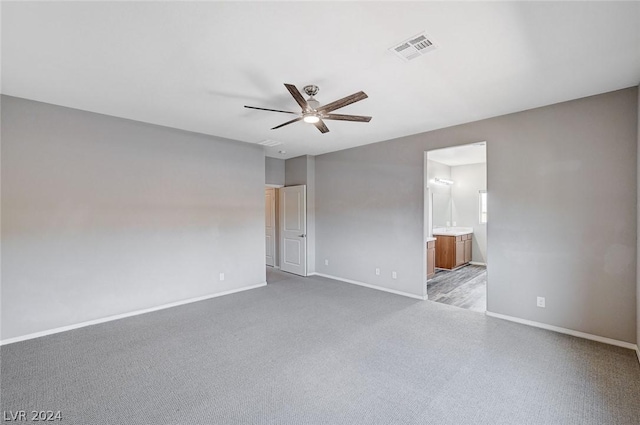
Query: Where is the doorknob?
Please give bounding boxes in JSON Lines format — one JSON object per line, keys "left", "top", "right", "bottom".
{"left": 298, "top": 234, "right": 306, "bottom": 238}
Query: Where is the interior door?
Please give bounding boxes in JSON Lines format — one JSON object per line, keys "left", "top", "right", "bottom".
{"left": 265, "top": 188, "right": 276, "bottom": 267}
{"left": 279, "top": 185, "right": 307, "bottom": 276}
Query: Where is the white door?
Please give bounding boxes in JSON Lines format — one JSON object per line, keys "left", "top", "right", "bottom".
{"left": 279, "top": 185, "right": 307, "bottom": 276}
{"left": 265, "top": 188, "right": 276, "bottom": 267}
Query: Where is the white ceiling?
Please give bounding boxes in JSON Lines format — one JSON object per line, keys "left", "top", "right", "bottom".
{"left": 2, "top": 2, "right": 639, "bottom": 159}
{"left": 428, "top": 142, "right": 486, "bottom": 167}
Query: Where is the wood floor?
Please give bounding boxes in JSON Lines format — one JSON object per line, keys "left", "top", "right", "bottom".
{"left": 427, "top": 265, "right": 486, "bottom": 312}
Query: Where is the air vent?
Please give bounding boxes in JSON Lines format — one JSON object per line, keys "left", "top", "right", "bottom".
{"left": 390, "top": 32, "right": 437, "bottom": 62}
{"left": 258, "top": 139, "right": 282, "bottom": 147}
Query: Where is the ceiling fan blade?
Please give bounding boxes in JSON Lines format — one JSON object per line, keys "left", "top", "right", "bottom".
{"left": 317, "top": 91, "right": 368, "bottom": 114}
{"left": 313, "top": 119, "right": 330, "bottom": 134}
{"left": 245, "top": 105, "right": 298, "bottom": 114}
{"left": 323, "top": 113, "right": 372, "bottom": 122}
{"left": 271, "top": 117, "right": 303, "bottom": 130}
{"left": 284, "top": 84, "right": 309, "bottom": 110}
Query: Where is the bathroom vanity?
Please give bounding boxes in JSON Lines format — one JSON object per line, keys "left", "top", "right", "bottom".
{"left": 432, "top": 227, "right": 473, "bottom": 270}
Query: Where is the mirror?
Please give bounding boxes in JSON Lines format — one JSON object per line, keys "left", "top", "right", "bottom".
{"left": 432, "top": 191, "right": 452, "bottom": 228}
{"left": 426, "top": 158, "right": 453, "bottom": 229}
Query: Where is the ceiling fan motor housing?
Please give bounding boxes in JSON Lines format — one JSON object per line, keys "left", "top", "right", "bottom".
{"left": 304, "top": 85, "right": 320, "bottom": 112}
{"left": 306, "top": 99, "right": 320, "bottom": 111}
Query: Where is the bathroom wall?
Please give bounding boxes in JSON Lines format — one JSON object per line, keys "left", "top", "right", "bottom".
{"left": 451, "top": 163, "right": 487, "bottom": 264}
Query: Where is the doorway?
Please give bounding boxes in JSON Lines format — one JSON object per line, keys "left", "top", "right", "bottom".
{"left": 424, "top": 142, "right": 488, "bottom": 312}
{"left": 265, "top": 185, "right": 308, "bottom": 277}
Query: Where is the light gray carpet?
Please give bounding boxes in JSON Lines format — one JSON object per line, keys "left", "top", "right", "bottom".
{"left": 2, "top": 268, "right": 639, "bottom": 424}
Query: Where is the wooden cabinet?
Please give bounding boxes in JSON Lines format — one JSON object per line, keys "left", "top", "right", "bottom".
{"left": 427, "top": 240, "right": 436, "bottom": 279}
{"left": 435, "top": 234, "right": 472, "bottom": 270}
{"left": 435, "top": 236, "right": 454, "bottom": 270}
{"left": 455, "top": 238, "right": 465, "bottom": 267}
{"left": 464, "top": 237, "right": 472, "bottom": 264}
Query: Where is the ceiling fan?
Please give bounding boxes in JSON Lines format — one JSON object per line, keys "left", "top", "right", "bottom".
{"left": 244, "top": 84, "right": 371, "bottom": 134}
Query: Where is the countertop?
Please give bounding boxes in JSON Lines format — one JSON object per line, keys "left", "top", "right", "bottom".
{"left": 432, "top": 227, "right": 474, "bottom": 237}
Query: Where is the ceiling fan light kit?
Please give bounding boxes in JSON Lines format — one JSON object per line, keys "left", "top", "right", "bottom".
{"left": 303, "top": 115, "right": 320, "bottom": 124}
{"left": 244, "top": 83, "right": 372, "bottom": 134}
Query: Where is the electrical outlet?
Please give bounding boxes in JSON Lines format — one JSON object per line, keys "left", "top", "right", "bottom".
{"left": 219, "top": 273, "right": 225, "bottom": 281}
{"left": 392, "top": 271, "right": 397, "bottom": 279}
{"left": 325, "top": 259, "right": 329, "bottom": 266}
{"left": 375, "top": 268, "right": 380, "bottom": 276}
{"left": 537, "top": 296, "right": 545, "bottom": 308}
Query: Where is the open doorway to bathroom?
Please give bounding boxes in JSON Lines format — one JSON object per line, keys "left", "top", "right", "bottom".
{"left": 424, "top": 142, "right": 487, "bottom": 312}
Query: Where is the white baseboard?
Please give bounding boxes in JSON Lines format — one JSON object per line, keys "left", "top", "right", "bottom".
{"left": 469, "top": 261, "right": 486, "bottom": 266}
{"left": 485, "top": 311, "right": 638, "bottom": 351}
{"left": 0, "top": 282, "right": 267, "bottom": 346}
{"left": 308, "top": 272, "right": 426, "bottom": 301}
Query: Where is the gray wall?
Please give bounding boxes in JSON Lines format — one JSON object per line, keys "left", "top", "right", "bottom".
{"left": 285, "top": 155, "right": 316, "bottom": 273}
{"left": 306, "top": 157, "right": 316, "bottom": 274}
{"left": 265, "top": 157, "right": 285, "bottom": 186}
{"left": 285, "top": 155, "right": 308, "bottom": 186}
{"left": 316, "top": 87, "right": 638, "bottom": 344}
{"left": 1, "top": 96, "right": 266, "bottom": 341}
{"left": 451, "top": 163, "right": 487, "bottom": 264}
{"left": 316, "top": 143, "right": 424, "bottom": 295}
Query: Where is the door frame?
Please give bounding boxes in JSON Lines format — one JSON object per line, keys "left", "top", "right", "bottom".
{"left": 423, "top": 142, "right": 489, "bottom": 306}
{"left": 265, "top": 187, "right": 277, "bottom": 267}
{"left": 265, "top": 185, "right": 283, "bottom": 269}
